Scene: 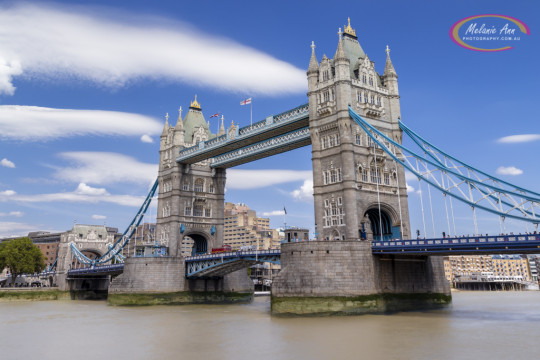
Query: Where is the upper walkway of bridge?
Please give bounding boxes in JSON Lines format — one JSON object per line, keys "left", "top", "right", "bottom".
{"left": 176, "top": 103, "right": 309, "bottom": 167}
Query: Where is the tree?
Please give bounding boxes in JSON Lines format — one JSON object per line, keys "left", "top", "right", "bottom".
{"left": 0, "top": 237, "right": 45, "bottom": 286}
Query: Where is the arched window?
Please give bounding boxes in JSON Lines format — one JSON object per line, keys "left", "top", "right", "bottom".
{"left": 194, "top": 178, "right": 204, "bottom": 192}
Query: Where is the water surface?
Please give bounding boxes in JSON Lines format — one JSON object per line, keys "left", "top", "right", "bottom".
{"left": 1, "top": 291, "right": 539, "bottom": 360}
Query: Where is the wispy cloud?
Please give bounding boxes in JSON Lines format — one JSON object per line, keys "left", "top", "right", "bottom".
{"left": 0, "top": 211, "right": 23, "bottom": 217}
{"left": 54, "top": 152, "right": 158, "bottom": 185}
{"left": 0, "top": 183, "right": 145, "bottom": 207}
{"left": 0, "top": 106, "right": 162, "bottom": 141}
{"left": 291, "top": 179, "right": 313, "bottom": 202}
{"left": 227, "top": 170, "right": 312, "bottom": 190}
{"left": 92, "top": 214, "right": 107, "bottom": 220}
{"left": 0, "top": 221, "right": 41, "bottom": 238}
{"left": 0, "top": 158, "right": 15, "bottom": 168}
{"left": 497, "top": 134, "right": 540, "bottom": 144}
{"left": 496, "top": 166, "right": 523, "bottom": 176}
{"left": 0, "top": 3, "right": 305, "bottom": 96}
{"left": 261, "top": 210, "right": 286, "bottom": 216}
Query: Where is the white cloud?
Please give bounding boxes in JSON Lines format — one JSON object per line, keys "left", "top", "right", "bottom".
{"left": 496, "top": 166, "right": 523, "bottom": 176}
{"left": 227, "top": 170, "right": 312, "bottom": 190}
{"left": 55, "top": 152, "right": 158, "bottom": 185}
{"left": 0, "top": 158, "right": 15, "bottom": 168}
{"left": 0, "top": 190, "right": 16, "bottom": 196}
{"left": 92, "top": 214, "right": 107, "bottom": 220}
{"left": 75, "top": 183, "right": 109, "bottom": 196}
{"left": 497, "top": 134, "right": 540, "bottom": 144}
{"left": 291, "top": 180, "right": 313, "bottom": 202}
{"left": 0, "top": 211, "right": 23, "bottom": 217}
{"left": 0, "top": 58, "right": 22, "bottom": 96}
{"left": 140, "top": 134, "right": 154, "bottom": 143}
{"left": 0, "top": 184, "right": 144, "bottom": 207}
{"left": 0, "top": 221, "right": 40, "bottom": 238}
{"left": 406, "top": 183, "right": 415, "bottom": 193}
{"left": 404, "top": 171, "right": 417, "bottom": 183}
{"left": 0, "top": 3, "right": 305, "bottom": 96}
{"left": 0, "top": 106, "right": 162, "bottom": 141}
{"left": 261, "top": 210, "right": 286, "bottom": 216}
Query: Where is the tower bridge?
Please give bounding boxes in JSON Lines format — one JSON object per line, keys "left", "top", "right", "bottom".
{"left": 50, "top": 19, "right": 540, "bottom": 314}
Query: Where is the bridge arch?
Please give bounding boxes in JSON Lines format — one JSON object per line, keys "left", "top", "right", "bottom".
{"left": 183, "top": 232, "right": 209, "bottom": 256}
{"left": 364, "top": 204, "right": 399, "bottom": 241}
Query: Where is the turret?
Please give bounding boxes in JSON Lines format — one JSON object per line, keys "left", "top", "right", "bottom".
{"left": 173, "top": 106, "right": 185, "bottom": 147}
{"left": 218, "top": 115, "right": 226, "bottom": 137}
{"left": 383, "top": 45, "right": 399, "bottom": 95}
{"left": 333, "top": 29, "right": 350, "bottom": 82}
{"left": 160, "top": 113, "right": 170, "bottom": 149}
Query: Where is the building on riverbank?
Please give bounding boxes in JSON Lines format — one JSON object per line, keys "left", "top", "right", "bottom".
{"left": 443, "top": 255, "right": 537, "bottom": 289}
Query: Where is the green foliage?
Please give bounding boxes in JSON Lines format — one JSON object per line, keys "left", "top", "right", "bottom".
{"left": 0, "top": 237, "right": 45, "bottom": 285}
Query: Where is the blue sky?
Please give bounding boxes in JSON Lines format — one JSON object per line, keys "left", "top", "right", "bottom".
{"left": 0, "top": 0, "right": 538, "bottom": 238}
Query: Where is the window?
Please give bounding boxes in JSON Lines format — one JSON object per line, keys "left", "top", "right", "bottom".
{"left": 184, "top": 206, "right": 191, "bottom": 216}
{"left": 377, "top": 96, "right": 382, "bottom": 106}
{"left": 370, "top": 95, "right": 375, "bottom": 104}
{"left": 324, "top": 91, "right": 330, "bottom": 102}
{"left": 321, "top": 137, "right": 327, "bottom": 149}
{"left": 329, "top": 135, "right": 336, "bottom": 147}
{"left": 355, "top": 133, "right": 361, "bottom": 145}
{"left": 194, "top": 178, "right": 204, "bottom": 192}
{"left": 384, "top": 173, "right": 390, "bottom": 185}
{"left": 338, "top": 197, "right": 342, "bottom": 205}
{"left": 369, "top": 77, "right": 373, "bottom": 86}
{"left": 330, "top": 170, "right": 337, "bottom": 183}
{"left": 362, "top": 74, "right": 367, "bottom": 84}
{"left": 205, "top": 208, "right": 211, "bottom": 217}
{"left": 337, "top": 168, "right": 342, "bottom": 182}
{"left": 323, "top": 70, "right": 329, "bottom": 81}
{"left": 370, "top": 168, "right": 381, "bottom": 184}
{"left": 357, "top": 91, "right": 361, "bottom": 102}
{"left": 324, "top": 199, "right": 329, "bottom": 207}
{"left": 209, "top": 183, "right": 215, "bottom": 193}
{"left": 361, "top": 168, "right": 368, "bottom": 182}
{"left": 183, "top": 182, "right": 189, "bottom": 191}
{"left": 323, "top": 171, "right": 329, "bottom": 185}
{"left": 364, "top": 92, "right": 368, "bottom": 103}
{"left": 194, "top": 205, "right": 204, "bottom": 217}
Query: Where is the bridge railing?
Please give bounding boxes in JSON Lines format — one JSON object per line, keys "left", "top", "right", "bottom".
{"left": 67, "top": 263, "right": 125, "bottom": 275}
{"left": 372, "top": 234, "right": 540, "bottom": 251}
{"left": 185, "top": 249, "right": 281, "bottom": 262}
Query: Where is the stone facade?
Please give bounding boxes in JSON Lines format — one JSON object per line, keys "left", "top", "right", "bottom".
{"left": 156, "top": 99, "right": 226, "bottom": 257}
{"left": 308, "top": 21, "right": 410, "bottom": 242}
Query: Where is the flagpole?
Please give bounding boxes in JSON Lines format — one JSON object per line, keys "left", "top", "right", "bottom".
{"left": 250, "top": 100, "right": 252, "bottom": 126}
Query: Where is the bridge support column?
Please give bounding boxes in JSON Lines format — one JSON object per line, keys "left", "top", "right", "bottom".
{"left": 271, "top": 241, "right": 450, "bottom": 316}
{"left": 108, "top": 257, "right": 253, "bottom": 305}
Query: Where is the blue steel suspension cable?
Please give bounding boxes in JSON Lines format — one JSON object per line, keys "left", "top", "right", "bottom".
{"left": 349, "top": 107, "right": 540, "bottom": 223}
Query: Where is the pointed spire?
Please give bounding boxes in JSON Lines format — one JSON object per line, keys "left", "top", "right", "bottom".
{"left": 218, "top": 115, "right": 225, "bottom": 136}
{"left": 334, "top": 29, "right": 347, "bottom": 61}
{"left": 384, "top": 45, "right": 397, "bottom": 77}
{"left": 307, "top": 41, "right": 319, "bottom": 73}
{"left": 161, "top": 113, "right": 169, "bottom": 137}
{"left": 175, "top": 106, "right": 184, "bottom": 130}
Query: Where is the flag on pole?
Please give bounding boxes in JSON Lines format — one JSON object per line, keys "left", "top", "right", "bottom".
{"left": 283, "top": 206, "right": 287, "bottom": 215}
{"left": 209, "top": 113, "right": 219, "bottom": 118}
{"left": 240, "top": 98, "right": 252, "bottom": 105}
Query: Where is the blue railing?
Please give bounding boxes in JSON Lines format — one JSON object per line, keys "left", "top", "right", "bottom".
{"left": 67, "top": 263, "right": 125, "bottom": 276}
{"left": 372, "top": 234, "right": 540, "bottom": 255}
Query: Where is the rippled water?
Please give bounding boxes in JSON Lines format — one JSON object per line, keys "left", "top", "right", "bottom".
{"left": 1, "top": 291, "right": 539, "bottom": 360}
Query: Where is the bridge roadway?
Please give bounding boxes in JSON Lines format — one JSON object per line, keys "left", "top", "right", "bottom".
{"left": 176, "top": 104, "right": 309, "bottom": 167}
{"left": 66, "top": 234, "right": 540, "bottom": 278}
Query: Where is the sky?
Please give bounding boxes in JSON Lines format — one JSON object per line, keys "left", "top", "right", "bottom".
{"left": 0, "top": 0, "right": 538, "bottom": 239}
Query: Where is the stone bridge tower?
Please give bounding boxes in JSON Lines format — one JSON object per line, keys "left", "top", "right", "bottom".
{"left": 308, "top": 19, "right": 410, "bottom": 242}
{"left": 156, "top": 97, "right": 226, "bottom": 257}
{"left": 272, "top": 19, "right": 450, "bottom": 315}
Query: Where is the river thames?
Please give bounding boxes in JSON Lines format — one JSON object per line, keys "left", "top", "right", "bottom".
{"left": 1, "top": 291, "right": 539, "bottom": 360}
